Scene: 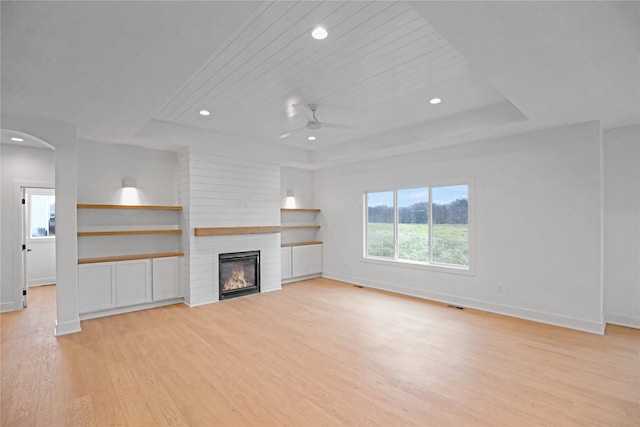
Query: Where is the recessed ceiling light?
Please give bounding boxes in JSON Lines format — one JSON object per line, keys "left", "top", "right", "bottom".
{"left": 308, "top": 136, "right": 316, "bottom": 141}
{"left": 429, "top": 98, "right": 442, "bottom": 105}
{"left": 10, "top": 137, "right": 24, "bottom": 142}
{"left": 311, "top": 26, "right": 328, "bottom": 40}
{"left": 199, "top": 110, "right": 211, "bottom": 116}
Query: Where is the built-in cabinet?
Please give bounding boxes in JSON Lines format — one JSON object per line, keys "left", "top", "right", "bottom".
{"left": 291, "top": 244, "right": 323, "bottom": 277}
{"left": 78, "top": 256, "right": 181, "bottom": 318}
{"left": 281, "top": 246, "right": 293, "bottom": 280}
{"left": 280, "top": 208, "right": 322, "bottom": 282}
{"left": 77, "top": 204, "right": 184, "bottom": 319}
{"left": 116, "top": 259, "right": 152, "bottom": 307}
{"left": 78, "top": 262, "right": 116, "bottom": 313}
{"left": 152, "top": 256, "right": 181, "bottom": 301}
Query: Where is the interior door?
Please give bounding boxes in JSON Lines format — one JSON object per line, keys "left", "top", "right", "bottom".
{"left": 21, "top": 188, "right": 27, "bottom": 307}
{"left": 25, "top": 188, "right": 56, "bottom": 289}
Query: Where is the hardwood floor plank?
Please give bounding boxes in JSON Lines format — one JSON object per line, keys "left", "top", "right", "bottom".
{"left": 1, "top": 280, "right": 638, "bottom": 426}
{"left": 106, "top": 361, "right": 159, "bottom": 426}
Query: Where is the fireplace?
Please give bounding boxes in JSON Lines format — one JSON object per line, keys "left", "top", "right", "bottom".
{"left": 219, "top": 251, "right": 260, "bottom": 300}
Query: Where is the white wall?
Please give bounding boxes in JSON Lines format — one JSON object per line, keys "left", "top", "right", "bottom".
{"left": 77, "top": 140, "right": 177, "bottom": 205}
{"left": 179, "top": 148, "right": 281, "bottom": 306}
{"left": 0, "top": 144, "right": 55, "bottom": 311}
{"left": 281, "top": 167, "right": 314, "bottom": 208}
{"left": 315, "top": 121, "right": 604, "bottom": 333}
{"left": 603, "top": 125, "right": 640, "bottom": 328}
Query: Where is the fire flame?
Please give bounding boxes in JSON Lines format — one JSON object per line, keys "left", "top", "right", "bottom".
{"left": 223, "top": 265, "right": 252, "bottom": 290}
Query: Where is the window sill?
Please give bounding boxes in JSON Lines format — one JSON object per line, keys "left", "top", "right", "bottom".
{"left": 362, "top": 256, "right": 475, "bottom": 276}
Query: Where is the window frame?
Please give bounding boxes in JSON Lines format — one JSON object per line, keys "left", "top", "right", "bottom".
{"left": 363, "top": 181, "right": 474, "bottom": 275}
{"left": 364, "top": 189, "right": 396, "bottom": 261}
{"left": 26, "top": 189, "right": 56, "bottom": 242}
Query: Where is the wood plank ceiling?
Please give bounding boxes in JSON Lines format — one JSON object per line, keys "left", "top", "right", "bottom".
{"left": 154, "top": 1, "right": 471, "bottom": 147}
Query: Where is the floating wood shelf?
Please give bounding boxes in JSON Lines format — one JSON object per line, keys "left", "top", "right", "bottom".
{"left": 194, "top": 226, "right": 281, "bottom": 237}
{"left": 280, "top": 208, "right": 321, "bottom": 213}
{"left": 78, "top": 229, "right": 182, "bottom": 237}
{"left": 281, "top": 225, "right": 321, "bottom": 230}
{"left": 77, "top": 204, "right": 182, "bottom": 211}
{"left": 281, "top": 241, "right": 323, "bottom": 248}
{"left": 78, "top": 251, "right": 184, "bottom": 264}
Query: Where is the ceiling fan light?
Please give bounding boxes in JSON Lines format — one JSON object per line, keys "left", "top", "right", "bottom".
{"left": 311, "top": 26, "right": 328, "bottom": 40}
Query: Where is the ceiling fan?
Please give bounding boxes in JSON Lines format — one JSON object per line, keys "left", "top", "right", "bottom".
{"left": 278, "top": 104, "right": 354, "bottom": 139}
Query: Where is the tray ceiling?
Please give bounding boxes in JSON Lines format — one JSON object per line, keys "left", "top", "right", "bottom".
{"left": 153, "top": 1, "right": 498, "bottom": 149}
{"left": 2, "top": 1, "right": 637, "bottom": 167}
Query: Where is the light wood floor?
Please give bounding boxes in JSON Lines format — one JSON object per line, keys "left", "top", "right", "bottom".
{"left": 1, "top": 279, "right": 638, "bottom": 426}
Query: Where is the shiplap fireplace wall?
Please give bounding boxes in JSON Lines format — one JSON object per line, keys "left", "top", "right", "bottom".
{"left": 178, "top": 148, "right": 281, "bottom": 306}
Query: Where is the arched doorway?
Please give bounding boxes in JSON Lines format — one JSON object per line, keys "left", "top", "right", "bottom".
{"left": 1, "top": 117, "right": 80, "bottom": 336}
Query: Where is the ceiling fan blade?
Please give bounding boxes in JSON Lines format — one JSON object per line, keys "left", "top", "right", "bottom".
{"left": 321, "top": 122, "right": 356, "bottom": 130}
{"left": 278, "top": 124, "right": 307, "bottom": 139}
{"left": 291, "top": 103, "right": 314, "bottom": 121}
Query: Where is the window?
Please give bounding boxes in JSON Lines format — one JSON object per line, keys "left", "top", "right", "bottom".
{"left": 365, "top": 184, "right": 469, "bottom": 268}
{"left": 366, "top": 191, "right": 394, "bottom": 258}
{"left": 29, "top": 193, "right": 56, "bottom": 238}
{"left": 432, "top": 185, "right": 468, "bottom": 266}
{"left": 398, "top": 187, "right": 429, "bottom": 262}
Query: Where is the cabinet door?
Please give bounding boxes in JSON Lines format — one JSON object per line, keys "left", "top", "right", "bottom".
{"left": 153, "top": 257, "right": 181, "bottom": 301}
{"left": 281, "top": 247, "right": 292, "bottom": 280}
{"left": 291, "top": 244, "right": 323, "bottom": 277}
{"left": 116, "top": 259, "right": 152, "bottom": 307}
{"left": 78, "top": 263, "right": 116, "bottom": 314}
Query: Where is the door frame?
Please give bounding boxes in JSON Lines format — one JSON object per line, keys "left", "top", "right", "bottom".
{"left": 24, "top": 187, "right": 56, "bottom": 289}
{"left": 11, "top": 180, "right": 55, "bottom": 311}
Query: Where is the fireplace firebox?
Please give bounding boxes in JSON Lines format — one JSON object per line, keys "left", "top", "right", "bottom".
{"left": 219, "top": 251, "right": 260, "bottom": 300}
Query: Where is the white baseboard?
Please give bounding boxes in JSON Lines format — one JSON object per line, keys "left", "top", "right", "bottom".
{"left": 185, "top": 298, "right": 217, "bottom": 308}
{"left": 606, "top": 313, "right": 640, "bottom": 329}
{"left": 260, "top": 287, "right": 281, "bottom": 293}
{"left": 54, "top": 318, "right": 81, "bottom": 336}
{"left": 28, "top": 278, "right": 56, "bottom": 287}
{"left": 282, "top": 273, "right": 321, "bottom": 284}
{"left": 79, "top": 298, "right": 184, "bottom": 321}
{"left": 323, "top": 272, "right": 606, "bottom": 335}
{"left": 0, "top": 301, "right": 21, "bottom": 313}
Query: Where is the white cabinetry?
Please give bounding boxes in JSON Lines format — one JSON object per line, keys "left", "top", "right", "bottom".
{"left": 76, "top": 204, "right": 184, "bottom": 319}
{"left": 152, "top": 256, "right": 181, "bottom": 301}
{"left": 291, "top": 244, "right": 323, "bottom": 277}
{"left": 116, "top": 259, "right": 152, "bottom": 307}
{"left": 281, "top": 247, "right": 292, "bottom": 280}
{"left": 78, "top": 257, "right": 182, "bottom": 319}
{"left": 280, "top": 208, "right": 322, "bottom": 282}
{"left": 78, "top": 262, "right": 116, "bottom": 314}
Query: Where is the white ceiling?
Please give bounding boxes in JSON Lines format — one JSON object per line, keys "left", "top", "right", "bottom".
{"left": 2, "top": 1, "right": 638, "bottom": 168}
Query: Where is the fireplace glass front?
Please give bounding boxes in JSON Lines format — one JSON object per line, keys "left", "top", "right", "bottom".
{"left": 218, "top": 251, "right": 260, "bottom": 300}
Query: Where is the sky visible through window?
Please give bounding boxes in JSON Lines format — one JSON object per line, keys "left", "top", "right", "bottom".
{"left": 367, "top": 191, "right": 393, "bottom": 207}
{"left": 432, "top": 185, "right": 467, "bottom": 204}
{"left": 398, "top": 187, "right": 428, "bottom": 207}
{"left": 368, "top": 185, "right": 467, "bottom": 207}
